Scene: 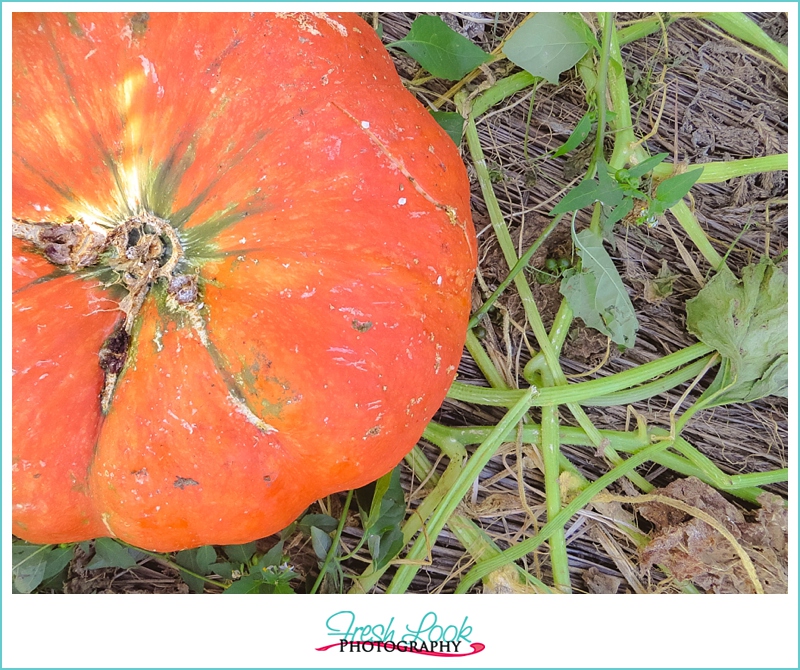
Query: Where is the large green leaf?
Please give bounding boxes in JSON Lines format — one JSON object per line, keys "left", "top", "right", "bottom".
{"left": 686, "top": 257, "right": 788, "bottom": 405}
{"left": 223, "top": 542, "right": 257, "bottom": 564}
{"left": 175, "top": 545, "right": 217, "bottom": 593}
{"left": 560, "top": 228, "right": 638, "bottom": 348}
{"left": 503, "top": 13, "right": 591, "bottom": 84}
{"left": 12, "top": 543, "right": 50, "bottom": 593}
{"left": 387, "top": 15, "right": 491, "bottom": 80}
{"left": 86, "top": 538, "right": 139, "bottom": 570}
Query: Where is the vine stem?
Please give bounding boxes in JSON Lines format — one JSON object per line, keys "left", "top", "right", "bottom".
{"left": 386, "top": 387, "right": 538, "bottom": 593}
{"left": 591, "top": 12, "right": 614, "bottom": 175}
{"left": 539, "top": 371, "right": 571, "bottom": 592}
{"left": 449, "top": 342, "right": 714, "bottom": 407}
{"left": 116, "top": 541, "right": 224, "bottom": 589}
{"left": 310, "top": 488, "right": 353, "bottom": 594}
{"left": 454, "top": 439, "right": 674, "bottom": 593}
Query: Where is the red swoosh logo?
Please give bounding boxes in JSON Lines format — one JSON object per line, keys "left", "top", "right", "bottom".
{"left": 316, "top": 641, "right": 485, "bottom": 657}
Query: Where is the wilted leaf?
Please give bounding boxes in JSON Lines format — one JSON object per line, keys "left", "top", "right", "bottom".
{"left": 503, "top": 13, "right": 591, "bottom": 84}
{"left": 387, "top": 15, "right": 491, "bottom": 80}
{"left": 583, "top": 566, "right": 622, "bottom": 594}
{"left": 560, "top": 228, "right": 638, "bottom": 348}
{"left": 639, "top": 478, "right": 787, "bottom": 593}
{"left": 643, "top": 260, "right": 679, "bottom": 303}
{"left": 686, "top": 257, "right": 788, "bottom": 405}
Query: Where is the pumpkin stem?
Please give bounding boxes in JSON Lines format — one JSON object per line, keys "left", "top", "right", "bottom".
{"left": 13, "top": 213, "right": 200, "bottom": 412}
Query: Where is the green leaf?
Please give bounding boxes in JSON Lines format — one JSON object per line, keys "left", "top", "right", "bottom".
{"left": 552, "top": 112, "right": 593, "bottom": 158}
{"left": 503, "top": 13, "right": 591, "bottom": 85}
{"left": 298, "top": 513, "right": 338, "bottom": 534}
{"left": 654, "top": 168, "right": 703, "bottom": 208}
{"left": 596, "top": 163, "right": 625, "bottom": 209}
{"left": 686, "top": 257, "right": 787, "bottom": 406}
{"left": 602, "top": 197, "right": 635, "bottom": 237}
{"left": 310, "top": 526, "right": 332, "bottom": 560}
{"left": 270, "top": 581, "right": 295, "bottom": 594}
{"left": 369, "top": 469, "right": 396, "bottom": 524}
{"left": 627, "top": 152, "right": 669, "bottom": 179}
{"left": 258, "top": 541, "right": 285, "bottom": 569}
{"left": 357, "top": 467, "right": 406, "bottom": 569}
{"left": 560, "top": 229, "right": 638, "bottom": 348}
{"left": 387, "top": 15, "right": 491, "bottom": 80}
{"left": 550, "top": 178, "right": 600, "bottom": 216}
{"left": 223, "top": 542, "right": 257, "bottom": 564}
{"left": 86, "top": 538, "right": 139, "bottom": 570}
{"left": 562, "top": 13, "right": 600, "bottom": 51}
{"left": 175, "top": 545, "right": 216, "bottom": 593}
{"left": 550, "top": 165, "right": 624, "bottom": 217}
{"left": 373, "top": 527, "right": 405, "bottom": 570}
{"left": 12, "top": 543, "right": 49, "bottom": 593}
{"left": 43, "top": 545, "right": 75, "bottom": 580}
{"left": 224, "top": 574, "right": 263, "bottom": 594}
{"left": 430, "top": 111, "right": 464, "bottom": 145}
{"left": 209, "top": 562, "right": 233, "bottom": 580}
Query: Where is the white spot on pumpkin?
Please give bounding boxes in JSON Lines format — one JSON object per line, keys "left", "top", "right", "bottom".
{"left": 100, "top": 513, "right": 115, "bottom": 535}
{"left": 312, "top": 12, "right": 348, "bottom": 36}
{"left": 361, "top": 120, "right": 370, "bottom": 129}
{"left": 139, "top": 55, "right": 159, "bottom": 84}
{"left": 332, "top": 357, "right": 368, "bottom": 371}
{"left": 398, "top": 197, "right": 407, "bottom": 206}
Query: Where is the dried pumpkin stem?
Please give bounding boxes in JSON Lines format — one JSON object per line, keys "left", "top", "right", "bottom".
{"left": 13, "top": 213, "right": 199, "bottom": 412}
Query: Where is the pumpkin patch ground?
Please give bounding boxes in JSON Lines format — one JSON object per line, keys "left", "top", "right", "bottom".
{"left": 10, "top": 11, "right": 788, "bottom": 595}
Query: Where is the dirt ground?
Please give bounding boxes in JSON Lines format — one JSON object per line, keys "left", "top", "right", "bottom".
{"left": 49, "top": 12, "right": 788, "bottom": 594}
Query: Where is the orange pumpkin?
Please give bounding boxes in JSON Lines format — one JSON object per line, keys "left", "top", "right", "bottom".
{"left": 12, "top": 12, "right": 476, "bottom": 551}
